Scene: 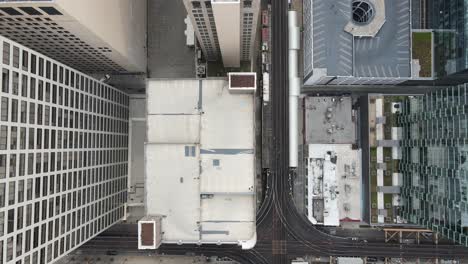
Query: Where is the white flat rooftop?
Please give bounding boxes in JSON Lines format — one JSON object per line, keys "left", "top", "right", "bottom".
{"left": 337, "top": 257, "right": 364, "bottom": 264}
{"left": 307, "top": 144, "right": 362, "bottom": 226}
{"left": 145, "top": 79, "right": 256, "bottom": 248}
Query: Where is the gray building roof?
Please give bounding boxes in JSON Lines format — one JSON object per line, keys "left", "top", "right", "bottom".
{"left": 305, "top": 96, "right": 356, "bottom": 144}
{"left": 312, "top": 0, "right": 354, "bottom": 76}
{"left": 305, "top": 0, "right": 411, "bottom": 84}
{"left": 354, "top": 0, "right": 411, "bottom": 78}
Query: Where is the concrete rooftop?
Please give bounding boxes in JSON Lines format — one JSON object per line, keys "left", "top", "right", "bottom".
{"left": 308, "top": 0, "right": 411, "bottom": 80}
{"left": 307, "top": 144, "right": 362, "bottom": 226}
{"left": 305, "top": 96, "right": 356, "bottom": 144}
{"left": 145, "top": 79, "right": 256, "bottom": 247}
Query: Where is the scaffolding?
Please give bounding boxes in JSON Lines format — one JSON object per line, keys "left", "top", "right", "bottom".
{"left": 384, "top": 228, "right": 437, "bottom": 244}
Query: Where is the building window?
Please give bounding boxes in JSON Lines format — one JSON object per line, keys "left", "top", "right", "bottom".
{"left": 0, "top": 155, "right": 5, "bottom": 179}
{"left": 38, "top": 7, "right": 63, "bottom": 16}
{"left": 0, "top": 7, "right": 22, "bottom": 16}
{"left": 2, "top": 42, "right": 10, "bottom": 65}
{"left": 192, "top": 1, "right": 201, "bottom": 8}
{"left": 19, "top": 7, "right": 42, "bottom": 16}
{"left": 0, "top": 126, "right": 7, "bottom": 150}
{"left": 2, "top": 69, "right": 9, "bottom": 93}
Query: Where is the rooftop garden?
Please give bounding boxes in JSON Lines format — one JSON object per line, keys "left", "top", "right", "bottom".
{"left": 412, "top": 31, "right": 433, "bottom": 78}
{"left": 369, "top": 96, "right": 407, "bottom": 224}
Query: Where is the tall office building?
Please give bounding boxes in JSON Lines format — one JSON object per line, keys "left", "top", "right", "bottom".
{"left": 0, "top": 0, "right": 147, "bottom": 73}
{"left": 398, "top": 86, "right": 468, "bottom": 246}
{"left": 426, "top": 0, "right": 468, "bottom": 82}
{"left": 183, "top": 0, "right": 260, "bottom": 67}
{"left": 0, "top": 36, "right": 129, "bottom": 263}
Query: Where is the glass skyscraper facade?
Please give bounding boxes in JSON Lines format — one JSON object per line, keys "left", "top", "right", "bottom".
{"left": 398, "top": 86, "right": 468, "bottom": 246}
{"left": 429, "top": 0, "right": 468, "bottom": 78}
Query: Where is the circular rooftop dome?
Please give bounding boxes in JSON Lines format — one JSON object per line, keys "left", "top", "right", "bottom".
{"left": 352, "top": 0, "right": 375, "bottom": 24}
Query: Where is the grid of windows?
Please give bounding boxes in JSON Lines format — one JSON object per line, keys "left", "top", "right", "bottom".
{"left": 398, "top": 85, "right": 468, "bottom": 247}
{"left": 241, "top": 12, "right": 254, "bottom": 61}
{"left": 205, "top": 4, "right": 220, "bottom": 58}
{"left": 0, "top": 5, "right": 126, "bottom": 73}
{"left": 303, "top": 0, "right": 313, "bottom": 77}
{"left": 191, "top": 3, "right": 220, "bottom": 61}
{"left": 429, "top": 0, "right": 468, "bottom": 78}
{"left": 186, "top": 0, "right": 259, "bottom": 63}
{"left": 240, "top": 0, "right": 260, "bottom": 61}
{"left": 0, "top": 36, "right": 129, "bottom": 263}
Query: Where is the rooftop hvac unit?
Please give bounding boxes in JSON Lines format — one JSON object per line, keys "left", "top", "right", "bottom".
{"left": 228, "top": 72, "right": 256, "bottom": 94}
{"left": 138, "top": 215, "right": 163, "bottom": 250}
